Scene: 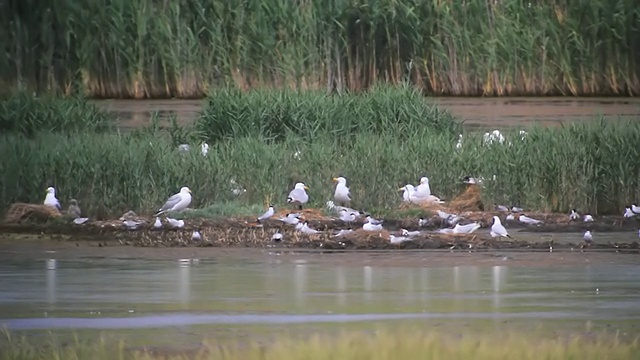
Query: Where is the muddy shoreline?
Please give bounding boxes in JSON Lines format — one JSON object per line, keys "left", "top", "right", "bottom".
{"left": 1, "top": 209, "right": 639, "bottom": 252}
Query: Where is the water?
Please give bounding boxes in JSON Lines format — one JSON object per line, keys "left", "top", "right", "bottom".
{"left": 1, "top": 246, "right": 639, "bottom": 345}
{"left": 93, "top": 97, "right": 640, "bottom": 131}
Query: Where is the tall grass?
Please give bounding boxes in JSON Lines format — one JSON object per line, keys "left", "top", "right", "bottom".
{"left": 1, "top": 0, "right": 639, "bottom": 97}
{"left": 1, "top": 118, "right": 639, "bottom": 217}
{"left": 1, "top": 329, "right": 638, "bottom": 360}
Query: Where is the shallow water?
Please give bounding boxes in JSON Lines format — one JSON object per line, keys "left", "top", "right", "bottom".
{"left": 1, "top": 243, "right": 639, "bottom": 347}
{"left": 94, "top": 97, "right": 640, "bottom": 131}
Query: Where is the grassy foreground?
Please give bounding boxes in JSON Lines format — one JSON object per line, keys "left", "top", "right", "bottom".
{"left": 2, "top": 329, "right": 638, "bottom": 360}
{"left": 2, "top": 0, "right": 639, "bottom": 97}
{"left": 1, "top": 89, "right": 639, "bottom": 217}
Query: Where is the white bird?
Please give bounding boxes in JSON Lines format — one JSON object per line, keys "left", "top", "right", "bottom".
{"left": 257, "top": 204, "right": 275, "bottom": 223}
{"left": 73, "top": 217, "right": 89, "bottom": 225}
{"left": 332, "top": 177, "right": 351, "bottom": 205}
{"left": 154, "top": 187, "right": 192, "bottom": 217}
{"left": 201, "top": 142, "right": 209, "bottom": 157}
{"left": 333, "top": 229, "right": 354, "bottom": 238}
{"left": 399, "top": 184, "right": 443, "bottom": 204}
{"left": 624, "top": 207, "right": 636, "bottom": 218}
{"left": 389, "top": 235, "right": 410, "bottom": 244}
{"left": 295, "top": 222, "right": 304, "bottom": 231}
{"left": 631, "top": 204, "right": 640, "bottom": 214}
{"left": 506, "top": 214, "right": 515, "bottom": 221}
{"left": 495, "top": 204, "right": 509, "bottom": 212}
{"left": 401, "top": 229, "right": 421, "bottom": 238}
{"left": 365, "top": 215, "right": 383, "bottom": 225}
{"left": 167, "top": 218, "right": 185, "bottom": 229}
{"left": 191, "top": 230, "right": 202, "bottom": 241}
{"left": 363, "top": 221, "right": 383, "bottom": 231}
{"left": 279, "top": 213, "right": 302, "bottom": 225}
{"left": 44, "top": 187, "right": 61, "bottom": 211}
{"left": 437, "top": 210, "right": 462, "bottom": 226}
{"left": 569, "top": 209, "right": 580, "bottom": 221}
{"left": 583, "top": 230, "right": 593, "bottom": 244}
{"left": 437, "top": 228, "right": 454, "bottom": 234}
{"left": 583, "top": 214, "right": 594, "bottom": 222}
{"left": 453, "top": 222, "right": 481, "bottom": 234}
{"left": 519, "top": 130, "right": 528, "bottom": 140}
{"left": 153, "top": 217, "right": 163, "bottom": 229}
{"left": 462, "top": 176, "right": 482, "bottom": 185}
{"left": 287, "top": 182, "right": 309, "bottom": 209}
{"left": 123, "top": 220, "right": 144, "bottom": 230}
{"left": 272, "top": 232, "right": 283, "bottom": 242}
{"left": 519, "top": 215, "right": 543, "bottom": 225}
{"left": 399, "top": 184, "right": 415, "bottom": 202}
{"left": 416, "top": 177, "right": 432, "bottom": 197}
{"left": 490, "top": 216, "right": 511, "bottom": 238}
{"left": 339, "top": 209, "right": 358, "bottom": 223}
{"left": 298, "top": 222, "right": 320, "bottom": 234}
{"left": 418, "top": 218, "right": 429, "bottom": 227}
{"left": 455, "top": 134, "right": 463, "bottom": 150}
{"left": 511, "top": 206, "right": 524, "bottom": 213}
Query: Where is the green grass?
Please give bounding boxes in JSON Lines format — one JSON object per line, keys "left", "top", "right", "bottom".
{"left": 1, "top": 0, "right": 639, "bottom": 97}
{"left": 1, "top": 329, "right": 638, "bottom": 360}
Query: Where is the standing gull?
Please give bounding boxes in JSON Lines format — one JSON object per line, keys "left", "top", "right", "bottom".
{"left": 415, "top": 177, "right": 431, "bottom": 197}
{"left": 154, "top": 187, "right": 192, "bottom": 217}
{"left": 44, "top": 187, "right": 61, "bottom": 211}
{"left": 332, "top": 177, "right": 351, "bottom": 206}
{"left": 287, "top": 182, "right": 309, "bottom": 210}
{"left": 490, "top": 216, "right": 511, "bottom": 238}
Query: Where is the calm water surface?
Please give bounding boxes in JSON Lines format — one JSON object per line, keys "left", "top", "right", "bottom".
{"left": 1, "top": 245, "right": 639, "bottom": 346}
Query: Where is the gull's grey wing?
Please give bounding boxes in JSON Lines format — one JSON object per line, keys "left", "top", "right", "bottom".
{"left": 287, "top": 189, "right": 308, "bottom": 203}
{"left": 159, "top": 193, "right": 182, "bottom": 211}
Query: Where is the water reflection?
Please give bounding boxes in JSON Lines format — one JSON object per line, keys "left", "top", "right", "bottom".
{"left": 0, "top": 256, "right": 639, "bottom": 330}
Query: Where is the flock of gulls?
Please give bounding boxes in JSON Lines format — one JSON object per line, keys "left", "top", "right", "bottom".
{"left": 42, "top": 167, "right": 640, "bottom": 245}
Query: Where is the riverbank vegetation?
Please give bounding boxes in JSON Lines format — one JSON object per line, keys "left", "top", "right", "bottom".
{"left": 1, "top": 88, "right": 639, "bottom": 218}
{"left": 2, "top": 0, "right": 639, "bottom": 97}
{"left": 2, "top": 328, "right": 638, "bottom": 360}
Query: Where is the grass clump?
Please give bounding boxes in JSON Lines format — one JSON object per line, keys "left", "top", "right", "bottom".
{"left": 1, "top": 329, "right": 638, "bottom": 360}
{"left": 0, "top": 92, "right": 114, "bottom": 137}
{"left": 196, "top": 85, "right": 462, "bottom": 141}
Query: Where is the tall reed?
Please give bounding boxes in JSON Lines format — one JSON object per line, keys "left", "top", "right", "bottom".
{"left": 1, "top": 119, "right": 639, "bottom": 217}
{"left": 1, "top": 0, "right": 639, "bottom": 98}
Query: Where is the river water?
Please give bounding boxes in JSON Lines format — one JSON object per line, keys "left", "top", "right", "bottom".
{"left": 1, "top": 241, "right": 639, "bottom": 348}
{"left": 93, "top": 97, "right": 640, "bottom": 131}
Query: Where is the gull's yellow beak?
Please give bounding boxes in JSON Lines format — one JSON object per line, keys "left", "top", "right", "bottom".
{"left": 397, "top": 187, "right": 405, "bottom": 191}
{"left": 332, "top": 177, "right": 338, "bottom": 182}
{"left": 304, "top": 186, "right": 310, "bottom": 190}
{"left": 188, "top": 189, "right": 192, "bottom": 193}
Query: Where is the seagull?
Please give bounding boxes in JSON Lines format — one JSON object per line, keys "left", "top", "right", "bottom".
{"left": 389, "top": 235, "right": 410, "bottom": 244}
{"left": 569, "top": 209, "right": 580, "bottom": 221}
{"left": 272, "top": 232, "right": 283, "bottom": 242}
{"left": 583, "top": 230, "right": 593, "bottom": 245}
{"left": 67, "top": 199, "right": 82, "bottom": 219}
{"left": 401, "top": 229, "right": 421, "bottom": 238}
{"left": 519, "top": 214, "right": 543, "bottom": 225}
{"left": 624, "top": 207, "right": 636, "bottom": 218}
{"left": 583, "top": 214, "right": 594, "bottom": 222}
{"left": 506, "top": 214, "right": 515, "bottom": 221}
{"left": 494, "top": 204, "right": 509, "bottom": 213}
{"left": 453, "top": 222, "right": 481, "bottom": 234}
{"left": 490, "top": 216, "right": 511, "bottom": 238}
{"left": 631, "top": 204, "right": 640, "bottom": 214}
{"left": 298, "top": 222, "right": 320, "bottom": 234}
{"left": 511, "top": 206, "right": 524, "bottom": 213}
{"left": 415, "top": 177, "right": 432, "bottom": 197}
{"left": 399, "top": 184, "right": 443, "bottom": 204}
{"left": 339, "top": 209, "right": 358, "bottom": 223}
{"left": 332, "top": 177, "right": 351, "bottom": 205}
{"left": 257, "top": 204, "right": 275, "bottom": 223}
{"left": 333, "top": 229, "right": 354, "bottom": 238}
{"left": 365, "top": 215, "right": 383, "bottom": 225}
{"left": 44, "top": 187, "right": 61, "bottom": 211}
{"left": 462, "top": 176, "right": 482, "bottom": 185}
{"left": 154, "top": 187, "right": 192, "bottom": 217}
{"left": 399, "top": 184, "right": 415, "bottom": 202}
{"left": 153, "top": 217, "right": 163, "bottom": 229}
{"left": 123, "top": 220, "right": 145, "bottom": 230}
{"left": 287, "top": 182, "right": 309, "bottom": 210}
{"left": 437, "top": 228, "right": 454, "bottom": 234}
{"left": 279, "top": 213, "right": 302, "bottom": 225}
{"left": 167, "top": 218, "right": 185, "bottom": 229}
{"left": 191, "top": 230, "right": 202, "bottom": 241}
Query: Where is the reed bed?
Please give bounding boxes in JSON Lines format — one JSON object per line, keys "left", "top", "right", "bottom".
{"left": 1, "top": 328, "right": 638, "bottom": 360}
{"left": 1, "top": 118, "right": 639, "bottom": 217}
{"left": 1, "top": 0, "right": 639, "bottom": 97}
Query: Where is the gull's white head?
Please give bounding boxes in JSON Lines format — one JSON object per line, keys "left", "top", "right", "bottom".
{"left": 333, "top": 177, "right": 347, "bottom": 185}
{"left": 294, "top": 182, "right": 309, "bottom": 190}
{"left": 493, "top": 216, "right": 502, "bottom": 224}
{"left": 180, "top": 187, "right": 192, "bottom": 194}
{"left": 420, "top": 177, "right": 429, "bottom": 184}
{"left": 46, "top": 187, "right": 56, "bottom": 194}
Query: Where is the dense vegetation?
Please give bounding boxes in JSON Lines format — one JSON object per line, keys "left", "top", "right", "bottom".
{"left": 1, "top": 88, "right": 639, "bottom": 218}
{"left": 1, "top": 0, "right": 639, "bottom": 98}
